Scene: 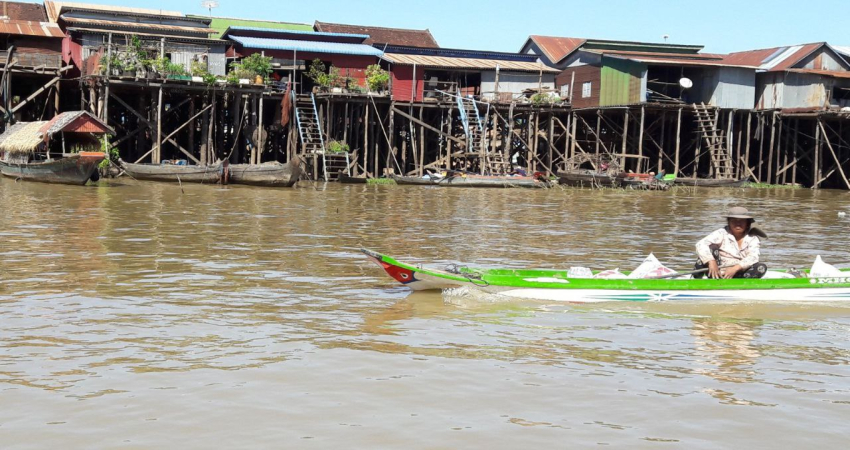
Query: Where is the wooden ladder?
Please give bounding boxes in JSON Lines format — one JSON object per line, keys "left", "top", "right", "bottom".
{"left": 295, "top": 93, "right": 350, "bottom": 181}
{"left": 693, "top": 102, "right": 733, "bottom": 179}
{"left": 457, "top": 92, "right": 486, "bottom": 156}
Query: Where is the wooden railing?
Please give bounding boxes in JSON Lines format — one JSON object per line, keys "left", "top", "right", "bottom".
{"left": 423, "top": 80, "right": 458, "bottom": 100}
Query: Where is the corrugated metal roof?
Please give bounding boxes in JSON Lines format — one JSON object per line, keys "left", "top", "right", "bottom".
{"left": 836, "top": 46, "right": 850, "bottom": 57}
{"left": 67, "top": 27, "right": 226, "bottom": 44}
{"left": 230, "top": 36, "right": 383, "bottom": 56}
{"left": 41, "top": 111, "right": 113, "bottom": 136}
{"left": 0, "top": 1, "right": 48, "bottom": 21}
{"left": 60, "top": 16, "right": 215, "bottom": 34}
{"left": 526, "top": 36, "right": 586, "bottom": 63}
{"left": 722, "top": 43, "right": 823, "bottom": 71}
{"left": 314, "top": 21, "right": 439, "bottom": 48}
{"left": 45, "top": 1, "right": 184, "bottom": 22}
{"left": 524, "top": 36, "right": 703, "bottom": 64}
{"left": 0, "top": 19, "right": 64, "bottom": 38}
{"left": 226, "top": 26, "right": 367, "bottom": 39}
{"left": 785, "top": 68, "right": 850, "bottom": 79}
{"left": 597, "top": 50, "right": 758, "bottom": 69}
{"left": 383, "top": 52, "right": 558, "bottom": 72}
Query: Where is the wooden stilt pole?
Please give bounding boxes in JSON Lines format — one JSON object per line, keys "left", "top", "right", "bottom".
{"left": 819, "top": 118, "right": 850, "bottom": 190}
{"left": 200, "top": 96, "right": 208, "bottom": 166}
{"left": 757, "top": 113, "right": 765, "bottom": 182}
{"left": 637, "top": 106, "right": 645, "bottom": 172}
{"left": 155, "top": 86, "right": 162, "bottom": 164}
{"left": 621, "top": 109, "right": 629, "bottom": 170}
{"left": 595, "top": 110, "right": 601, "bottom": 156}
{"left": 744, "top": 113, "right": 752, "bottom": 180}
{"left": 814, "top": 118, "right": 821, "bottom": 188}
{"left": 188, "top": 96, "right": 196, "bottom": 162}
{"left": 364, "top": 102, "right": 369, "bottom": 177}
{"left": 418, "top": 106, "right": 425, "bottom": 176}
{"left": 767, "top": 111, "right": 776, "bottom": 184}
{"left": 674, "top": 107, "right": 682, "bottom": 176}
{"left": 792, "top": 119, "right": 798, "bottom": 185}
{"left": 258, "top": 94, "right": 264, "bottom": 164}
{"left": 658, "top": 111, "right": 666, "bottom": 172}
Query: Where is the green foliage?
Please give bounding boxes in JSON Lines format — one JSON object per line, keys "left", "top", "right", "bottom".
{"left": 742, "top": 182, "right": 801, "bottom": 189}
{"left": 306, "top": 59, "right": 328, "bottom": 85}
{"left": 326, "top": 140, "right": 350, "bottom": 154}
{"left": 100, "top": 53, "right": 126, "bottom": 75}
{"left": 148, "top": 57, "right": 187, "bottom": 77}
{"left": 225, "top": 71, "right": 240, "bottom": 84}
{"left": 98, "top": 137, "right": 119, "bottom": 169}
{"left": 365, "top": 64, "right": 389, "bottom": 92}
{"left": 190, "top": 61, "right": 218, "bottom": 85}
{"left": 237, "top": 53, "right": 273, "bottom": 78}
{"left": 530, "top": 93, "right": 561, "bottom": 106}
{"left": 306, "top": 59, "right": 351, "bottom": 89}
{"left": 367, "top": 177, "right": 396, "bottom": 185}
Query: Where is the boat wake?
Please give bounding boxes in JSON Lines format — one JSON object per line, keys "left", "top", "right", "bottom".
{"left": 443, "top": 286, "right": 514, "bottom": 307}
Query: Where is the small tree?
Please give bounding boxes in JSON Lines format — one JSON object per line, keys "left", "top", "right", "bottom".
{"left": 365, "top": 64, "right": 389, "bottom": 92}
{"left": 235, "top": 53, "right": 273, "bottom": 79}
{"left": 306, "top": 59, "right": 329, "bottom": 86}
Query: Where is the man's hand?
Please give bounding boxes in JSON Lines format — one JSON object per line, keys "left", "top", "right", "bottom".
{"left": 722, "top": 264, "right": 743, "bottom": 279}
{"left": 707, "top": 260, "right": 721, "bottom": 279}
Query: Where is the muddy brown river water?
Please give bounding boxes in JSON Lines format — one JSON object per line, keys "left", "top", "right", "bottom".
{"left": 1, "top": 177, "right": 849, "bottom": 448}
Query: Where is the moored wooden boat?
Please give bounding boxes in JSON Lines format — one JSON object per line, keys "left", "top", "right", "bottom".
{"left": 622, "top": 173, "right": 671, "bottom": 191}
{"left": 120, "top": 160, "right": 222, "bottom": 183}
{"left": 391, "top": 173, "right": 551, "bottom": 188}
{"left": 362, "top": 249, "right": 850, "bottom": 303}
{"left": 557, "top": 170, "right": 623, "bottom": 188}
{"left": 227, "top": 159, "right": 302, "bottom": 187}
{"left": 338, "top": 173, "right": 369, "bottom": 184}
{"left": 673, "top": 177, "right": 749, "bottom": 188}
{"left": 0, "top": 152, "right": 105, "bottom": 185}
{"left": 0, "top": 111, "right": 113, "bottom": 185}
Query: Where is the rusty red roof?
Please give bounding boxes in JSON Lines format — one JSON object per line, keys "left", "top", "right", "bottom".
{"left": 591, "top": 49, "right": 757, "bottom": 68}
{"left": 0, "top": 1, "right": 47, "bottom": 21}
{"left": 526, "top": 35, "right": 586, "bottom": 63}
{"left": 0, "top": 19, "right": 64, "bottom": 37}
{"left": 60, "top": 16, "right": 215, "bottom": 34}
{"left": 721, "top": 43, "right": 824, "bottom": 71}
{"left": 314, "top": 21, "right": 438, "bottom": 48}
{"left": 785, "top": 68, "right": 850, "bottom": 79}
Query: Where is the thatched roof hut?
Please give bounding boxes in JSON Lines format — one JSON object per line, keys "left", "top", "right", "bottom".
{"left": 0, "top": 121, "right": 49, "bottom": 156}
{"left": 0, "top": 111, "right": 113, "bottom": 158}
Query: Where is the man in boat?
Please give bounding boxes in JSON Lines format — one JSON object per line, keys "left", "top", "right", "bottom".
{"left": 693, "top": 207, "right": 768, "bottom": 279}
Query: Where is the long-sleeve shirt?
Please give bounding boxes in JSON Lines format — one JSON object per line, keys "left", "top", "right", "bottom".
{"left": 696, "top": 227, "right": 761, "bottom": 270}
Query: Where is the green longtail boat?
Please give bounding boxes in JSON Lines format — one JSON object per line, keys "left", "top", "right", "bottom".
{"left": 362, "top": 249, "right": 850, "bottom": 303}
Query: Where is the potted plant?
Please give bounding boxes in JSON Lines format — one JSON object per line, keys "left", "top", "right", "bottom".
{"left": 230, "top": 54, "right": 272, "bottom": 85}
{"left": 365, "top": 64, "right": 389, "bottom": 94}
